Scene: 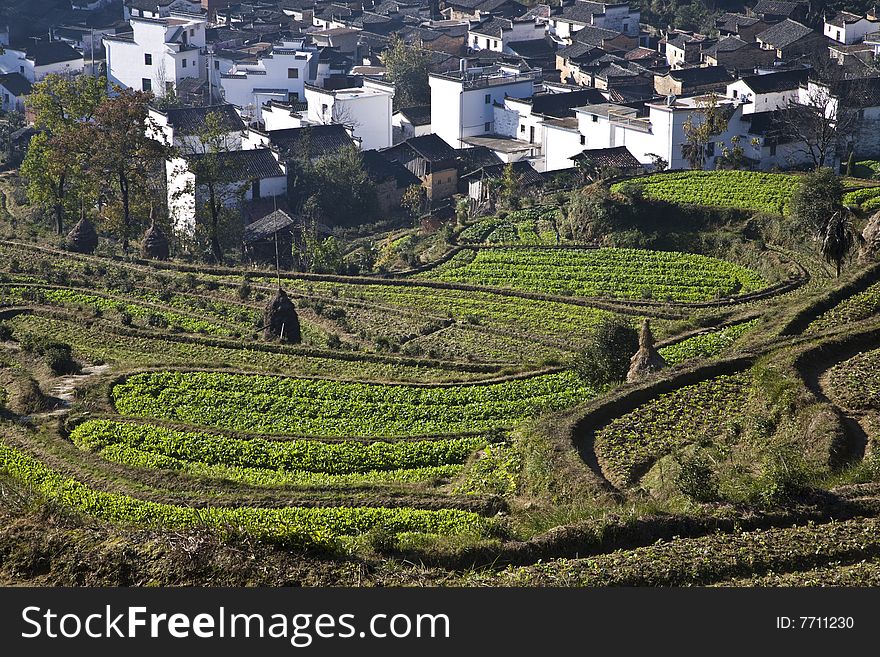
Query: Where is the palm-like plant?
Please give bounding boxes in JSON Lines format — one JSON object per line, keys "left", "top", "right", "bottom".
{"left": 822, "top": 207, "right": 863, "bottom": 278}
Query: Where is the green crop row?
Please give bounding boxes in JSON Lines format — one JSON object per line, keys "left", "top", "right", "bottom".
{"left": 467, "top": 518, "right": 880, "bottom": 586}
{"left": 418, "top": 248, "right": 767, "bottom": 302}
{"left": 807, "top": 281, "right": 880, "bottom": 333}
{"left": 0, "top": 440, "right": 497, "bottom": 547}
{"left": 97, "top": 442, "right": 464, "bottom": 488}
{"left": 843, "top": 186, "right": 880, "bottom": 209}
{"left": 825, "top": 349, "right": 880, "bottom": 411}
{"left": 112, "top": 371, "right": 596, "bottom": 437}
{"left": 71, "top": 420, "right": 489, "bottom": 474}
{"left": 0, "top": 285, "right": 232, "bottom": 335}
{"left": 658, "top": 320, "right": 758, "bottom": 365}
{"left": 594, "top": 373, "right": 751, "bottom": 487}
{"left": 612, "top": 171, "right": 798, "bottom": 214}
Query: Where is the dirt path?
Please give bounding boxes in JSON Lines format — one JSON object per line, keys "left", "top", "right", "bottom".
{"left": 818, "top": 368, "right": 872, "bottom": 462}
{"left": 33, "top": 363, "right": 112, "bottom": 419}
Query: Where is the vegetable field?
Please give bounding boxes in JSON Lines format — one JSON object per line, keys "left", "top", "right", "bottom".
{"left": 418, "top": 247, "right": 767, "bottom": 301}
{"left": 610, "top": 171, "right": 798, "bottom": 214}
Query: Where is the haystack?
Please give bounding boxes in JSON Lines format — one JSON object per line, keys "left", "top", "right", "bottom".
{"left": 141, "top": 220, "right": 170, "bottom": 260}
{"left": 67, "top": 214, "right": 98, "bottom": 254}
{"left": 861, "top": 210, "right": 880, "bottom": 262}
{"left": 263, "top": 287, "right": 301, "bottom": 344}
{"left": 626, "top": 319, "right": 666, "bottom": 383}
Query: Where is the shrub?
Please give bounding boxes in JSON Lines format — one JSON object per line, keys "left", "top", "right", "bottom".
{"left": 42, "top": 343, "right": 80, "bottom": 375}
{"left": 674, "top": 452, "right": 719, "bottom": 502}
{"left": 571, "top": 317, "right": 638, "bottom": 386}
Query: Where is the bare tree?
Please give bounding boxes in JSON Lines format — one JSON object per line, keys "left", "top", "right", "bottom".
{"left": 780, "top": 73, "right": 872, "bottom": 170}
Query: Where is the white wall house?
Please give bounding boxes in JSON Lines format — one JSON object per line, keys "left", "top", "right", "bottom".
{"left": 542, "top": 93, "right": 818, "bottom": 173}
{"left": 392, "top": 106, "right": 432, "bottom": 143}
{"left": 429, "top": 65, "right": 540, "bottom": 148}
{"left": 0, "top": 42, "right": 85, "bottom": 83}
{"left": 468, "top": 17, "right": 545, "bottom": 53}
{"left": 725, "top": 69, "right": 809, "bottom": 114}
{"left": 304, "top": 79, "right": 394, "bottom": 150}
{"left": 147, "top": 104, "right": 246, "bottom": 151}
{"left": 824, "top": 11, "right": 879, "bottom": 44}
{"left": 167, "top": 148, "right": 287, "bottom": 237}
{"left": 0, "top": 73, "right": 31, "bottom": 113}
{"left": 261, "top": 99, "right": 309, "bottom": 131}
{"left": 219, "top": 40, "right": 316, "bottom": 123}
{"left": 105, "top": 13, "right": 206, "bottom": 97}
{"left": 124, "top": 0, "right": 202, "bottom": 20}
{"left": 549, "top": 1, "right": 640, "bottom": 43}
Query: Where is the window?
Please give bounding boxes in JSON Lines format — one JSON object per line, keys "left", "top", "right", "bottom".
{"left": 493, "top": 40, "right": 498, "bottom": 48}
{"left": 623, "top": 22, "right": 628, "bottom": 32}
{"left": 580, "top": 135, "right": 585, "bottom": 145}
{"left": 142, "top": 78, "right": 152, "bottom": 92}
{"left": 529, "top": 125, "right": 535, "bottom": 143}
{"left": 520, "top": 124, "right": 525, "bottom": 133}
{"left": 484, "top": 93, "right": 491, "bottom": 104}
{"left": 322, "top": 103, "right": 328, "bottom": 115}
{"left": 182, "top": 59, "right": 187, "bottom": 68}
{"left": 769, "top": 143, "right": 777, "bottom": 156}
{"left": 838, "top": 30, "right": 842, "bottom": 41}
{"left": 732, "top": 89, "right": 737, "bottom": 98}
{"left": 145, "top": 53, "right": 152, "bottom": 65}
{"left": 484, "top": 121, "right": 491, "bottom": 132}
{"left": 214, "top": 60, "right": 220, "bottom": 69}
{"left": 288, "top": 67, "right": 299, "bottom": 79}
{"left": 592, "top": 114, "right": 598, "bottom": 122}
{"left": 190, "top": 29, "right": 195, "bottom": 36}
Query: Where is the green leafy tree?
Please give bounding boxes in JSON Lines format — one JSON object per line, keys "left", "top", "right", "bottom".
{"left": 381, "top": 35, "right": 432, "bottom": 110}
{"left": 790, "top": 167, "right": 843, "bottom": 236}
{"left": 567, "top": 182, "right": 625, "bottom": 241}
{"left": 302, "top": 146, "right": 379, "bottom": 227}
{"left": 172, "top": 111, "right": 248, "bottom": 263}
{"left": 681, "top": 95, "right": 728, "bottom": 170}
{"left": 87, "top": 88, "right": 168, "bottom": 251}
{"left": 572, "top": 317, "right": 639, "bottom": 387}
{"left": 401, "top": 184, "right": 427, "bottom": 220}
{"left": 499, "top": 162, "right": 521, "bottom": 209}
{"left": 21, "top": 74, "right": 107, "bottom": 234}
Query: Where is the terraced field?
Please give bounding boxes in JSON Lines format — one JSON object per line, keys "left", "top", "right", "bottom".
{"left": 417, "top": 247, "right": 767, "bottom": 301}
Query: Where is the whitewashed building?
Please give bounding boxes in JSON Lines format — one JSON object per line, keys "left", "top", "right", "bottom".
{"left": 549, "top": 1, "right": 640, "bottom": 44}
{"left": 0, "top": 42, "right": 85, "bottom": 83}
{"left": 823, "top": 11, "right": 879, "bottom": 45}
{"left": 304, "top": 79, "right": 394, "bottom": 150}
{"left": 219, "top": 40, "right": 317, "bottom": 123}
{"left": 428, "top": 65, "right": 540, "bottom": 148}
{"left": 725, "top": 69, "right": 809, "bottom": 114}
{"left": 467, "top": 16, "right": 545, "bottom": 53}
{"left": 104, "top": 13, "right": 206, "bottom": 96}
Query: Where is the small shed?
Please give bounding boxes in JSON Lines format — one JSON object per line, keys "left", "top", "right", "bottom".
{"left": 242, "top": 209, "right": 299, "bottom": 269}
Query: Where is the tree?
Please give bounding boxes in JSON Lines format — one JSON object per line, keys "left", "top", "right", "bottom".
{"left": 300, "top": 146, "right": 379, "bottom": 228}
{"left": 646, "top": 152, "right": 668, "bottom": 172}
{"left": 567, "top": 182, "right": 625, "bottom": 241}
{"left": 381, "top": 35, "right": 432, "bottom": 110}
{"left": 88, "top": 88, "right": 168, "bottom": 251}
{"left": 780, "top": 76, "right": 868, "bottom": 170}
{"left": 173, "top": 111, "right": 248, "bottom": 263}
{"left": 401, "top": 184, "right": 427, "bottom": 221}
{"left": 499, "top": 162, "right": 521, "bottom": 209}
{"left": 822, "top": 208, "right": 862, "bottom": 277}
{"left": 572, "top": 317, "right": 639, "bottom": 387}
{"left": 681, "top": 94, "right": 729, "bottom": 170}
{"left": 21, "top": 74, "right": 107, "bottom": 234}
{"left": 790, "top": 167, "right": 843, "bottom": 237}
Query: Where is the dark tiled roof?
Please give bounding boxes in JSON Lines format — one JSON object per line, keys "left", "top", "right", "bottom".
{"left": 461, "top": 160, "right": 544, "bottom": 185}
{"left": 470, "top": 17, "right": 513, "bottom": 38}
{"left": 702, "top": 35, "right": 749, "bottom": 56}
{"left": 396, "top": 105, "right": 432, "bottom": 126}
{"left": 755, "top": 19, "right": 815, "bottom": 49}
{"left": 751, "top": 0, "right": 806, "bottom": 18}
{"left": 558, "top": 41, "right": 607, "bottom": 61}
{"left": 570, "top": 145, "right": 642, "bottom": 169}
{"left": 265, "top": 124, "right": 356, "bottom": 158}
{"left": 456, "top": 145, "right": 503, "bottom": 174}
{"left": 572, "top": 25, "right": 626, "bottom": 47}
{"left": 826, "top": 11, "right": 865, "bottom": 28}
{"left": 626, "top": 46, "right": 661, "bottom": 60}
{"left": 506, "top": 38, "right": 555, "bottom": 59}
{"left": 446, "top": 0, "right": 526, "bottom": 12}
{"left": 558, "top": 1, "right": 609, "bottom": 25}
{"left": 388, "top": 133, "right": 458, "bottom": 162}
{"left": 527, "top": 88, "right": 608, "bottom": 116}
{"left": 0, "top": 73, "right": 32, "bottom": 97}
{"left": 717, "top": 12, "right": 760, "bottom": 31}
{"left": 243, "top": 209, "right": 298, "bottom": 243}
{"left": 189, "top": 148, "right": 284, "bottom": 180}
{"left": 25, "top": 41, "right": 83, "bottom": 66}
{"left": 665, "top": 65, "right": 732, "bottom": 85}
{"left": 164, "top": 105, "right": 246, "bottom": 136}
{"left": 361, "top": 149, "right": 421, "bottom": 187}
{"left": 666, "top": 34, "right": 700, "bottom": 50}
{"left": 738, "top": 68, "right": 809, "bottom": 93}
